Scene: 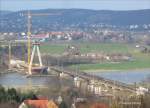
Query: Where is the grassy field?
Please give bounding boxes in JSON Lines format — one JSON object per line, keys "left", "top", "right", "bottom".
{"left": 40, "top": 43, "right": 66, "bottom": 54}
{"left": 40, "top": 42, "right": 150, "bottom": 71}
{"left": 71, "top": 53, "right": 150, "bottom": 71}
{"left": 40, "top": 42, "right": 133, "bottom": 54}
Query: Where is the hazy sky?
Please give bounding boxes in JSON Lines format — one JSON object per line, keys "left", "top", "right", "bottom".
{"left": 0, "top": 0, "right": 150, "bottom": 11}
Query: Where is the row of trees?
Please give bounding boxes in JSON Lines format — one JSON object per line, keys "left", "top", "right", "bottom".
{"left": 0, "top": 85, "right": 37, "bottom": 103}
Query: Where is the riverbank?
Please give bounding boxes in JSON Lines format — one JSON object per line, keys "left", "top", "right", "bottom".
{"left": 84, "top": 68, "right": 150, "bottom": 73}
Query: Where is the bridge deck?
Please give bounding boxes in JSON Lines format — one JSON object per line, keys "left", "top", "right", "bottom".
{"left": 50, "top": 66, "right": 135, "bottom": 92}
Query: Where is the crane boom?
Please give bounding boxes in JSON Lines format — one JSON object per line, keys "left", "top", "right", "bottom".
{"left": 24, "top": 10, "right": 61, "bottom": 75}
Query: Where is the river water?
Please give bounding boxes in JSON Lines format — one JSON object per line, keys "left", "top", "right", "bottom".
{"left": 0, "top": 70, "right": 150, "bottom": 87}
{"left": 91, "top": 69, "right": 150, "bottom": 84}
{"left": 0, "top": 73, "right": 56, "bottom": 87}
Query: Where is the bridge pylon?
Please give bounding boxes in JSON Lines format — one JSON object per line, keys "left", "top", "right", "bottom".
{"left": 28, "top": 41, "right": 42, "bottom": 75}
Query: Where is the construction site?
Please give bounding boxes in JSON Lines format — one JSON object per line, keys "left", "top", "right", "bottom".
{"left": 0, "top": 1, "right": 150, "bottom": 106}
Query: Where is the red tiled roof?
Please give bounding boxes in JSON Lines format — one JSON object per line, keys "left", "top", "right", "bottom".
{"left": 24, "top": 100, "right": 49, "bottom": 108}
{"left": 31, "top": 34, "right": 49, "bottom": 38}
{"left": 23, "top": 99, "right": 58, "bottom": 108}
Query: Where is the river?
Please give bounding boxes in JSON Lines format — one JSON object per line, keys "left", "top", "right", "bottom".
{"left": 91, "top": 69, "right": 150, "bottom": 84}
{"left": 0, "top": 70, "right": 150, "bottom": 87}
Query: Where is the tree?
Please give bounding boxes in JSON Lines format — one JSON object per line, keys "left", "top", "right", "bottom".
{"left": 20, "top": 92, "right": 37, "bottom": 102}
{"left": 7, "top": 88, "right": 18, "bottom": 102}
{"left": 59, "top": 101, "right": 68, "bottom": 108}
{"left": 0, "top": 85, "right": 6, "bottom": 102}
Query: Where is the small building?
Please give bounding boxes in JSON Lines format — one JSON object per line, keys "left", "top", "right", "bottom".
{"left": 31, "top": 34, "right": 50, "bottom": 42}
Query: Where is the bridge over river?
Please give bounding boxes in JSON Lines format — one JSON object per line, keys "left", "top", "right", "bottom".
{"left": 50, "top": 66, "right": 136, "bottom": 94}
{"left": 0, "top": 40, "right": 136, "bottom": 96}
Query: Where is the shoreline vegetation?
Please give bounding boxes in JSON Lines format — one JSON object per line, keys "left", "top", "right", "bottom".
{"left": 69, "top": 63, "right": 150, "bottom": 72}
{"left": 69, "top": 58, "right": 150, "bottom": 72}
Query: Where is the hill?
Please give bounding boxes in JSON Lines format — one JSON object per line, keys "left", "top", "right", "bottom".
{"left": 0, "top": 10, "right": 13, "bottom": 16}
{"left": 0, "top": 9, "right": 150, "bottom": 32}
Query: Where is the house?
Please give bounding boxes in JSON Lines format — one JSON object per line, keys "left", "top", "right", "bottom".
{"left": 19, "top": 99, "right": 58, "bottom": 108}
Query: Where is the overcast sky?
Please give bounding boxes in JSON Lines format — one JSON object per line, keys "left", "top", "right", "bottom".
{"left": 0, "top": 0, "right": 150, "bottom": 11}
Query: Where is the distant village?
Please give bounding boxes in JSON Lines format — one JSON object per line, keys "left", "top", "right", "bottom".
{"left": 0, "top": 29, "right": 150, "bottom": 44}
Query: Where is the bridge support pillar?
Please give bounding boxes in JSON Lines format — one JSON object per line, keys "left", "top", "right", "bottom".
{"left": 59, "top": 72, "right": 69, "bottom": 78}
{"left": 47, "top": 67, "right": 51, "bottom": 72}
{"left": 87, "top": 80, "right": 102, "bottom": 95}
{"left": 88, "top": 84, "right": 95, "bottom": 93}
{"left": 74, "top": 77, "right": 82, "bottom": 88}
{"left": 94, "top": 85, "right": 102, "bottom": 95}
{"left": 59, "top": 72, "right": 65, "bottom": 77}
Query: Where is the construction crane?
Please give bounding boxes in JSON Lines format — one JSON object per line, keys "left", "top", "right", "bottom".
{"left": 24, "top": 10, "right": 61, "bottom": 75}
